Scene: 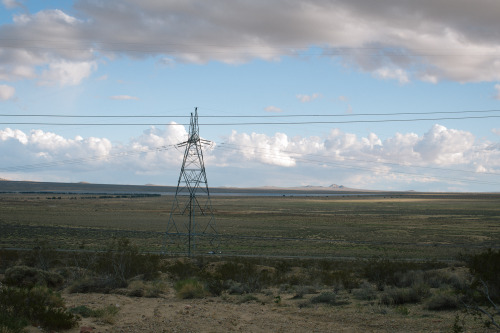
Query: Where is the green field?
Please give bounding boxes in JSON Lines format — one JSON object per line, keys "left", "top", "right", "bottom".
{"left": 1, "top": 192, "right": 499, "bottom": 260}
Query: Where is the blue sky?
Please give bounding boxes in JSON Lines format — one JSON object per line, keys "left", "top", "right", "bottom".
{"left": 1, "top": 0, "right": 500, "bottom": 192}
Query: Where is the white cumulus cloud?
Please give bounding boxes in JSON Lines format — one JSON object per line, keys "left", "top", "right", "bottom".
{"left": 0, "top": 84, "right": 15, "bottom": 100}
{"left": 414, "top": 124, "right": 474, "bottom": 165}
{"left": 264, "top": 106, "right": 283, "bottom": 113}
{"left": 110, "top": 95, "right": 139, "bottom": 101}
{"left": 39, "top": 60, "right": 97, "bottom": 86}
{"left": 374, "top": 67, "right": 409, "bottom": 84}
{"left": 116, "top": 124, "right": 189, "bottom": 175}
{"left": 0, "top": 128, "right": 28, "bottom": 144}
{"left": 211, "top": 123, "right": 499, "bottom": 191}
{"left": 1, "top": 123, "right": 499, "bottom": 191}
{"left": 0, "top": 128, "right": 112, "bottom": 175}
{"left": 219, "top": 125, "right": 494, "bottom": 174}
{"left": 226, "top": 131, "right": 296, "bottom": 167}
{"left": 297, "top": 93, "right": 321, "bottom": 102}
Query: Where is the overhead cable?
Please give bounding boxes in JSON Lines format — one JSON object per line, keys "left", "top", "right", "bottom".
{"left": 2, "top": 109, "right": 499, "bottom": 118}
{"left": 214, "top": 143, "right": 500, "bottom": 187}
{"left": 2, "top": 114, "right": 500, "bottom": 126}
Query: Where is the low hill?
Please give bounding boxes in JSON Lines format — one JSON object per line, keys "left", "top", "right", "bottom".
{"left": 0, "top": 180, "right": 379, "bottom": 195}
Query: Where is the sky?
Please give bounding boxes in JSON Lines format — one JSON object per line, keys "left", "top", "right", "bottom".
{"left": 1, "top": 0, "right": 500, "bottom": 192}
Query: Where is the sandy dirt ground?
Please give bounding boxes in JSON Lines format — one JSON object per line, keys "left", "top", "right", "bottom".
{"left": 22, "top": 289, "right": 471, "bottom": 333}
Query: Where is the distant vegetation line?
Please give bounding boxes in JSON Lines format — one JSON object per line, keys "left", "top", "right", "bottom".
{"left": 2, "top": 223, "right": 498, "bottom": 254}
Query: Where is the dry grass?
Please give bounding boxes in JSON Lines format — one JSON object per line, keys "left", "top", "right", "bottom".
{"left": 1, "top": 192, "right": 499, "bottom": 259}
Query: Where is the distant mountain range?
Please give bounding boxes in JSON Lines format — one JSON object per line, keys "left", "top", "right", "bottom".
{"left": 0, "top": 179, "right": 379, "bottom": 194}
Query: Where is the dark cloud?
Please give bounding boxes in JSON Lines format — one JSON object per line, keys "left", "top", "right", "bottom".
{"left": 2, "top": 0, "right": 500, "bottom": 83}
{"left": 65, "top": 0, "right": 500, "bottom": 82}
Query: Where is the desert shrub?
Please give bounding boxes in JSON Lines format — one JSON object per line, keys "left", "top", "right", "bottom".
{"left": 380, "top": 283, "right": 429, "bottom": 306}
{"left": 68, "top": 276, "right": 122, "bottom": 294}
{"left": 237, "top": 294, "right": 259, "bottom": 304}
{"left": 292, "top": 285, "right": 318, "bottom": 299}
{"left": 139, "top": 254, "right": 162, "bottom": 280}
{"left": 455, "top": 249, "right": 500, "bottom": 329}
{"left": 215, "top": 261, "right": 255, "bottom": 282}
{"left": 465, "top": 249, "right": 500, "bottom": 302}
{"left": 412, "top": 282, "right": 431, "bottom": 299}
{"left": 426, "top": 292, "right": 459, "bottom": 311}
{"left": 67, "top": 251, "right": 100, "bottom": 279}
{"left": 279, "top": 283, "right": 293, "bottom": 293}
{"left": 3, "top": 266, "right": 63, "bottom": 289}
{"left": 353, "top": 281, "right": 378, "bottom": 301}
{"left": 54, "top": 238, "right": 161, "bottom": 292}
{"left": 395, "top": 305, "right": 410, "bottom": 316}
{"left": 0, "top": 286, "right": 77, "bottom": 331}
{"left": 92, "top": 305, "right": 120, "bottom": 324}
{"left": 423, "top": 270, "right": 451, "bottom": 288}
{"left": 24, "top": 240, "right": 58, "bottom": 270}
{"left": 94, "top": 238, "right": 160, "bottom": 285}
{"left": 127, "top": 287, "right": 145, "bottom": 297}
{"left": 318, "top": 269, "right": 360, "bottom": 290}
{"left": 213, "top": 261, "right": 273, "bottom": 292}
{"left": 203, "top": 277, "right": 225, "bottom": 296}
{"left": 225, "top": 280, "right": 250, "bottom": 295}
{"left": 447, "top": 273, "right": 468, "bottom": 291}
{"left": 70, "top": 304, "right": 119, "bottom": 325}
{"left": 274, "top": 260, "right": 293, "bottom": 282}
{"left": 0, "top": 310, "right": 28, "bottom": 333}
{"left": 363, "top": 257, "right": 443, "bottom": 290}
{"left": 69, "top": 305, "right": 95, "bottom": 318}
{"left": 165, "top": 259, "right": 200, "bottom": 279}
{"left": 452, "top": 314, "right": 466, "bottom": 333}
{"left": 301, "top": 285, "right": 318, "bottom": 294}
{"left": 315, "top": 260, "right": 336, "bottom": 272}
{"left": 285, "top": 270, "right": 309, "bottom": 286}
{"left": 67, "top": 238, "right": 161, "bottom": 290}
{"left": 75, "top": 304, "right": 118, "bottom": 317}
{"left": 0, "top": 249, "right": 20, "bottom": 273}
{"left": 127, "top": 279, "right": 146, "bottom": 297}
{"left": 174, "top": 279, "right": 208, "bottom": 299}
{"left": 380, "top": 288, "right": 414, "bottom": 306}
{"left": 363, "top": 258, "right": 418, "bottom": 290}
{"left": 298, "top": 300, "right": 312, "bottom": 308}
{"left": 127, "top": 280, "right": 168, "bottom": 298}
{"left": 393, "top": 270, "right": 424, "bottom": 288}
{"left": 310, "top": 292, "right": 338, "bottom": 306}
{"left": 369, "top": 304, "right": 389, "bottom": 315}
{"left": 164, "top": 258, "right": 224, "bottom": 296}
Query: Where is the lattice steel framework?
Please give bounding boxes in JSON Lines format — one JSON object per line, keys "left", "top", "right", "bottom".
{"left": 164, "top": 108, "right": 219, "bottom": 256}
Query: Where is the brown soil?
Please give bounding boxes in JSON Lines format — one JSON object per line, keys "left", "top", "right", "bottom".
{"left": 24, "top": 289, "right": 474, "bottom": 333}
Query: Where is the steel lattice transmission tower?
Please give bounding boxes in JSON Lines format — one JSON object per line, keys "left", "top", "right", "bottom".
{"left": 164, "top": 108, "right": 219, "bottom": 256}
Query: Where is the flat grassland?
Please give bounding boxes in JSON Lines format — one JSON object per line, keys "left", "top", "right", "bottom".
{"left": 1, "top": 192, "right": 499, "bottom": 260}
{"left": 2, "top": 189, "right": 500, "bottom": 332}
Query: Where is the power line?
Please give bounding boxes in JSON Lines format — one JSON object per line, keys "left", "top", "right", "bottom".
{"left": 2, "top": 109, "right": 499, "bottom": 118}
{"left": 214, "top": 143, "right": 500, "bottom": 187}
{"left": 2, "top": 114, "right": 500, "bottom": 126}
{"left": 0, "top": 144, "right": 177, "bottom": 172}
{"left": 2, "top": 139, "right": 498, "bottom": 187}
{"left": 217, "top": 142, "right": 500, "bottom": 177}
